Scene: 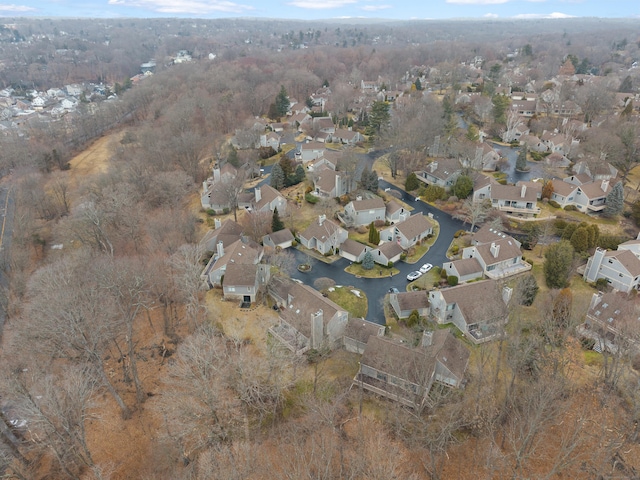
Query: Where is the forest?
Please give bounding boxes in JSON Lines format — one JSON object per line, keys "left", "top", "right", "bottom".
{"left": 0, "top": 16, "right": 639, "bottom": 479}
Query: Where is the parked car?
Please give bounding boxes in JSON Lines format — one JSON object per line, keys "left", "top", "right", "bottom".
{"left": 406, "top": 271, "right": 422, "bottom": 281}
{"left": 419, "top": 263, "right": 433, "bottom": 274}
{"left": 388, "top": 287, "right": 399, "bottom": 293}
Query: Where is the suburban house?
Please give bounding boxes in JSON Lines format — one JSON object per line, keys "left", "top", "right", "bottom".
{"left": 342, "top": 197, "right": 386, "bottom": 227}
{"left": 573, "top": 179, "right": 612, "bottom": 213}
{"left": 515, "top": 180, "right": 542, "bottom": 200}
{"left": 201, "top": 163, "right": 242, "bottom": 210}
{"left": 549, "top": 179, "right": 579, "bottom": 208}
{"left": 618, "top": 233, "right": 640, "bottom": 258}
{"left": 471, "top": 225, "right": 521, "bottom": 248}
{"left": 332, "top": 128, "right": 364, "bottom": 145}
{"left": 313, "top": 167, "right": 354, "bottom": 198}
{"left": 339, "top": 239, "right": 371, "bottom": 263}
{"left": 379, "top": 213, "right": 434, "bottom": 250}
{"left": 580, "top": 291, "right": 640, "bottom": 353}
{"left": 442, "top": 257, "right": 484, "bottom": 283}
{"left": 268, "top": 277, "right": 349, "bottom": 355}
{"left": 312, "top": 116, "right": 335, "bottom": 135}
{"left": 473, "top": 143, "right": 501, "bottom": 171}
{"left": 201, "top": 218, "right": 244, "bottom": 253}
{"left": 471, "top": 172, "right": 493, "bottom": 203}
{"left": 298, "top": 141, "right": 326, "bottom": 162}
{"left": 583, "top": 247, "right": 640, "bottom": 293}
{"left": 385, "top": 200, "right": 410, "bottom": 224}
{"left": 490, "top": 183, "right": 541, "bottom": 217}
{"left": 222, "top": 263, "right": 270, "bottom": 303}
{"left": 201, "top": 239, "right": 263, "bottom": 288}
{"left": 262, "top": 228, "right": 294, "bottom": 250}
{"left": 371, "top": 241, "right": 403, "bottom": 265}
{"left": 353, "top": 329, "right": 469, "bottom": 409}
{"left": 260, "top": 132, "right": 281, "bottom": 151}
{"left": 242, "top": 185, "right": 287, "bottom": 214}
{"left": 428, "top": 280, "right": 511, "bottom": 343}
{"left": 414, "top": 158, "right": 462, "bottom": 190}
{"left": 389, "top": 290, "right": 429, "bottom": 319}
{"left": 298, "top": 215, "right": 348, "bottom": 255}
{"left": 461, "top": 235, "right": 530, "bottom": 279}
{"left": 342, "top": 318, "right": 385, "bottom": 354}
{"left": 519, "top": 134, "right": 546, "bottom": 152}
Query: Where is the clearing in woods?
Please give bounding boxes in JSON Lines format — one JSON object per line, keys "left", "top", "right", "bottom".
{"left": 67, "top": 132, "right": 120, "bottom": 185}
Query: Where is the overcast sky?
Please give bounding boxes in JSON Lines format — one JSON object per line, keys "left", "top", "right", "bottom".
{"left": 0, "top": 0, "right": 638, "bottom": 20}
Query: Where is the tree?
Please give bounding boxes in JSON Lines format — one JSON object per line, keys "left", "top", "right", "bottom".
{"left": 515, "top": 146, "right": 529, "bottom": 172}
{"left": 454, "top": 198, "right": 490, "bottom": 231}
{"left": 603, "top": 181, "right": 623, "bottom": 217}
{"left": 569, "top": 226, "right": 590, "bottom": 253}
{"left": 492, "top": 94, "right": 510, "bottom": 125}
{"left": 466, "top": 124, "right": 479, "bottom": 142}
{"left": 543, "top": 240, "right": 574, "bottom": 289}
{"left": 424, "top": 185, "right": 448, "bottom": 202}
{"left": 368, "top": 222, "right": 380, "bottom": 245}
{"left": 270, "top": 163, "right": 285, "bottom": 190}
{"left": 267, "top": 207, "right": 283, "bottom": 234}
{"left": 414, "top": 78, "right": 422, "bottom": 91}
{"left": 219, "top": 169, "right": 246, "bottom": 222}
{"left": 452, "top": 175, "right": 473, "bottom": 199}
{"left": 362, "top": 251, "right": 374, "bottom": 270}
{"left": 631, "top": 200, "right": 640, "bottom": 226}
{"left": 293, "top": 164, "right": 306, "bottom": 185}
{"left": 274, "top": 85, "right": 289, "bottom": 118}
{"left": 405, "top": 172, "right": 420, "bottom": 191}
{"left": 619, "top": 75, "right": 633, "bottom": 93}
{"left": 366, "top": 100, "right": 390, "bottom": 138}
{"left": 541, "top": 179, "right": 554, "bottom": 199}
{"left": 514, "top": 274, "right": 538, "bottom": 306}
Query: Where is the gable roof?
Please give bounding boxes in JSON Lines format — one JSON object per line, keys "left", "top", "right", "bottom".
{"left": 349, "top": 196, "right": 385, "bottom": 212}
{"left": 394, "top": 214, "right": 434, "bottom": 240}
{"left": 394, "top": 290, "right": 429, "bottom": 312}
{"left": 212, "top": 239, "right": 261, "bottom": 272}
{"left": 376, "top": 241, "right": 403, "bottom": 259}
{"left": 427, "top": 329, "right": 470, "bottom": 382}
{"left": 343, "top": 318, "right": 384, "bottom": 344}
{"left": 473, "top": 237, "right": 522, "bottom": 266}
{"left": 551, "top": 179, "right": 579, "bottom": 197}
{"left": 386, "top": 200, "right": 404, "bottom": 216}
{"left": 449, "top": 257, "right": 483, "bottom": 277}
{"left": 340, "top": 238, "right": 368, "bottom": 257}
{"left": 439, "top": 280, "right": 508, "bottom": 325}
{"left": 491, "top": 183, "right": 538, "bottom": 203}
{"left": 223, "top": 263, "right": 260, "bottom": 287}
{"left": 423, "top": 157, "right": 461, "bottom": 181}
{"left": 315, "top": 169, "right": 342, "bottom": 194}
{"left": 300, "top": 217, "right": 344, "bottom": 243}
{"left": 201, "top": 219, "right": 244, "bottom": 251}
{"left": 472, "top": 224, "right": 505, "bottom": 245}
{"left": 265, "top": 228, "right": 294, "bottom": 245}
{"left": 254, "top": 184, "right": 285, "bottom": 210}
{"left": 587, "top": 291, "right": 640, "bottom": 331}
{"left": 578, "top": 180, "right": 612, "bottom": 199}
{"left": 605, "top": 249, "right": 640, "bottom": 277}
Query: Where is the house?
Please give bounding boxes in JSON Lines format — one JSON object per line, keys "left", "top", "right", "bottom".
{"left": 471, "top": 172, "right": 493, "bottom": 203}
{"left": 313, "top": 167, "right": 353, "bottom": 198}
{"left": 379, "top": 214, "right": 434, "bottom": 250}
{"left": 473, "top": 143, "right": 501, "bottom": 171}
{"left": 545, "top": 152, "right": 571, "bottom": 168}
{"left": 573, "top": 179, "right": 612, "bottom": 213}
{"left": 343, "top": 318, "right": 385, "bottom": 354}
{"left": 222, "top": 263, "right": 270, "bottom": 303}
{"left": 618, "top": 233, "right": 640, "bottom": 259}
{"left": 268, "top": 277, "right": 349, "bottom": 354}
{"left": 201, "top": 239, "right": 263, "bottom": 288}
{"left": 342, "top": 197, "right": 386, "bottom": 227}
{"left": 549, "top": 180, "right": 579, "bottom": 208}
{"left": 289, "top": 112, "right": 311, "bottom": 131}
{"left": 339, "top": 239, "right": 371, "bottom": 263}
{"left": 201, "top": 218, "right": 244, "bottom": 253}
{"left": 332, "top": 128, "right": 363, "bottom": 145}
{"left": 371, "top": 241, "right": 403, "bottom": 265}
{"left": 260, "top": 132, "right": 281, "bottom": 150}
{"left": 580, "top": 291, "right": 640, "bottom": 354}
{"left": 519, "top": 134, "right": 546, "bottom": 152}
{"left": 470, "top": 225, "right": 521, "bottom": 248}
{"left": 515, "top": 180, "right": 542, "bottom": 200}
{"left": 385, "top": 200, "right": 409, "bottom": 224}
{"left": 414, "top": 158, "right": 462, "bottom": 190}
{"left": 298, "top": 215, "right": 348, "bottom": 255}
{"left": 353, "top": 329, "right": 469, "bottom": 409}
{"left": 312, "top": 116, "right": 335, "bottom": 135}
{"left": 583, "top": 247, "right": 640, "bottom": 293}
{"left": 442, "top": 257, "right": 484, "bottom": 283}
{"left": 299, "top": 141, "right": 326, "bottom": 162}
{"left": 263, "top": 228, "right": 294, "bottom": 250}
{"left": 428, "top": 280, "right": 511, "bottom": 343}
{"left": 490, "top": 184, "right": 541, "bottom": 217}
{"left": 389, "top": 290, "right": 429, "bottom": 319}
{"left": 249, "top": 185, "right": 287, "bottom": 214}
{"left": 461, "top": 236, "right": 530, "bottom": 279}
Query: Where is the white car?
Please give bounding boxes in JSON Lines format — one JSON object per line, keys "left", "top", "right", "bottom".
{"left": 419, "top": 263, "right": 433, "bottom": 274}
{"left": 406, "top": 271, "right": 422, "bottom": 281}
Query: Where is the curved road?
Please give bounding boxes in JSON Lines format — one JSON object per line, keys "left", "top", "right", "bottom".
{"left": 289, "top": 179, "right": 466, "bottom": 325}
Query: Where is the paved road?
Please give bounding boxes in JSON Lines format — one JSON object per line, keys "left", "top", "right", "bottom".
{"left": 0, "top": 184, "right": 14, "bottom": 339}
{"left": 290, "top": 180, "right": 465, "bottom": 325}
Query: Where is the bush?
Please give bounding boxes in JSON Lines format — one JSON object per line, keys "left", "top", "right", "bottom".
{"left": 223, "top": 207, "right": 230, "bottom": 215}
{"left": 595, "top": 278, "right": 609, "bottom": 289}
{"left": 305, "top": 185, "right": 313, "bottom": 194}
{"left": 580, "top": 336, "right": 596, "bottom": 350}
{"left": 206, "top": 209, "right": 216, "bottom": 216}
{"left": 305, "top": 193, "right": 319, "bottom": 204}
{"left": 548, "top": 200, "right": 561, "bottom": 209}
{"left": 441, "top": 268, "right": 448, "bottom": 279}
{"left": 447, "top": 276, "right": 459, "bottom": 286}
{"left": 453, "top": 229, "right": 466, "bottom": 238}
{"left": 564, "top": 205, "right": 578, "bottom": 211}
{"left": 451, "top": 245, "right": 459, "bottom": 255}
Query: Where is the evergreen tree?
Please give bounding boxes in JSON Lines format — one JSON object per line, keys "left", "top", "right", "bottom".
{"left": 271, "top": 207, "right": 284, "bottom": 232}
{"left": 365, "top": 100, "right": 390, "bottom": 137}
{"left": 293, "top": 164, "right": 306, "bottom": 185}
{"left": 270, "top": 163, "right": 285, "bottom": 190}
{"left": 603, "top": 181, "right": 624, "bottom": 217}
{"left": 227, "top": 145, "right": 239, "bottom": 168}
{"left": 569, "top": 227, "right": 590, "bottom": 253}
{"left": 405, "top": 172, "right": 420, "bottom": 191}
{"left": 492, "top": 94, "right": 511, "bottom": 125}
{"left": 544, "top": 240, "right": 574, "bottom": 289}
{"left": 414, "top": 78, "right": 423, "bottom": 91}
{"left": 452, "top": 175, "right": 473, "bottom": 199}
{"left": 515, "top": 274, "right": 538, "bottom": 306}
{"left": 515, "top": 146, "right": 529, "bottom": 171}
{"left": 362, "top": 251, "right": 374, "bottom": 270}
{"left": 368, "top": 222, "right": 379, "bottom": 244}
{"left": 466, "top": 124, "right": 479, "bottom": 142}
{"left": 275, "top": 85, "right": 289, "bottom": 118}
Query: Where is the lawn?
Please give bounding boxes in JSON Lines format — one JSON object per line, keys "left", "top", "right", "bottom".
{"left": 407, "top": 268, "right": 441, "bottom": 290}
{"left": 325, "top": 285, "right": 368, "bottom": 318}
{"left": 345, "top": 263, "right": 399, "bottom": 278}
{"left": 446, "top": 232, "right": 471, "bottom": 259}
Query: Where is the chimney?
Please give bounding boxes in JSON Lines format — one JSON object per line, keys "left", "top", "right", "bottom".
{"left": 287, "top": 294, "right": 294, "bottom": 307}
{"left": 319, "top": 214, "right": 326, "bottom": 226}
{"left": 421, "top": 330, "right": 433, "bottom": 347}
{"left": 589, "top": 292, "right": 603, "bottom": 311}
{"left": 356, "top": 195, "right": 362, "bottom": 201}
{"left": 255, "top": 186, "right": 262, "bottom": 203}
{"left": 521, "top": 184, "right": 527, "bottom": 198}
{"left": 430, "top": 161, "right": 438, "bottom": 173}
{"left": 213, "top": 167, "right": 221, "bottom": 183}
{"left": 216, "top": 241, "right": 224, "bottom": 258}
{"left": 214, "top": 218, "right": 221, "bottom": 229}
{"left": 311, "top": 310, "right": 324, "bottom": 349}
{"left": 502, "top": 286, "right": 513, "bottom": 305}
{"left": 601, "top": 179, "right": 609, "bottom": 192}
{"left": 490, "top": 242, "right": 500, "bottom": 258}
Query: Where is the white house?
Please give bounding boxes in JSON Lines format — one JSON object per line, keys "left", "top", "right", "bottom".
{"left": 584, "top": 247, "right": 640, "bottom": 293}
{"left": 379, "top": 214, "right": 434, "bottom": 250}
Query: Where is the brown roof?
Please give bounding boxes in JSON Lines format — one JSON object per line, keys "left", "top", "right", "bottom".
{"left": 255, "top": 184, "right": 285, "bottom": 210}
{"left": 474, "top": 237, "right": 523, "bottom": 266}
{"left": 376, "top": 241, "right": 403, "bottom": 259}
{"left": 427, "top": 329, "right": 470, "bottom": 382}
{"left": 202, "top": 219, "right": 244, "bottom": 251}
{"left": 491, "top": 184, "right": 538, "bottom": 203}
{"left": 360, "top": 335, "right": 436, "bottom": 387}
{"left": 395, "top": 214, "right": 434, "bottom": 241}
{"left": 340, "top": 238, "right": 368, "bottom": 257}
{"left": 606, "top": 249, "right": 640, "bottom": 277}
{"left": 386, "top": 200, "right": 403, "bottom": 215}
{"left": 440, "top": 280, "right": 508, "bottom": 326}
{"left": 423, "top": 157, "right": 461, "bottom": 181}
{"left": 472, "top": 224, "right": 504, "bottom": 245}
{"left": 265, "top": 228, "right": 294, "bottom": 246}
{"left": 471, "top": 171, "right": 492, "bottom": 190}
{"left": 300, "top": 217, "right": 344, "bottom": 243}
{"left": 350, "top": 197, "right": 385, "bottom": 212}
{"left": 395, "top": 290, "right": 429, "bottom": 312}
{"left": 315, "top": 169, "right": 340, "bottom": 194}
{"left": 301, "top": 141, "right": 326, "bottom": 151}
{"left": 343, "top": 318, "right": 384, "bottom": 344}
{"left": 551, "top": 179, "right": 579, "bottom": 197}
{"left": 212, "top": 239, "right": 261, "bottom": 272}
{"left": 448, "top": 257, "right": 483, "bottom": 277}
{"left": 578, "top": 180, "right": 612, "bottom": 199}
{"left": 223, "top": 263, "right": 259, "bottom": 287}
{"left": 587, "top": 291, "right": 640, "bottom": 331}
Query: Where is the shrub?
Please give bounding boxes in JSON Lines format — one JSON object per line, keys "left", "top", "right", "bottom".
{"left": 406, "top": 310, "right": 420, "bottom": 327}
{"left": 451, "top": 245, "right": 459, "bottom": 255}
{"left": 305, "top": 193, "right": 319, "bottom": 204}
{"left": 595, "top": 278, "right": 609, "bottom": 289}
{"left": 206, "top": 209, "right": 216, "bottom": 216}
{"left": 305, "top": 185, "right": 313, "bottom": 194}
{"left": 447, "top": 276, "right": 459, "bottom": 286}
{"left": 564, "top": 205, "right": 578, "bottom": 211}
{"left": 387, "top": 261, "right": 394, "bottom": 268}
{"left": 453, "top": 229, "right": 466, "bottom": 238}
{"left": 548, "top": 200, "right": 561, "bottom": 209}
{"left": 440, "top": 268, "right": 448, "bottom": 279}
{"left": 223, "top": 207, "right": 230, "bottom": 215}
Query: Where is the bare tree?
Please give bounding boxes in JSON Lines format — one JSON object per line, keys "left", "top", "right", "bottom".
{"left": 169, "top": 243, "right": 207, "bottom": 331}
{"left": 454, "top": 198, "right": 491, "bottom": 231}
{"left": 219, "top": 169, "right": 247, "bottom": 222}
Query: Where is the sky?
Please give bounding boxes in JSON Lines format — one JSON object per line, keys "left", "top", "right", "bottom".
{"left": 0, "top": 0, "right": 638, "bottom": 20}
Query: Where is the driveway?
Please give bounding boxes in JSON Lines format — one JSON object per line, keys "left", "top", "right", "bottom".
{"left": 289, "top": 179, "right": 465, "bottom": 325}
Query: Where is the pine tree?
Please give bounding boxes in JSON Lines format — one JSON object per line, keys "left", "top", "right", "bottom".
{"left": 275, "top": 85, "right": 289, "bottom": 118}
{"left": 515, "top": 146, "right": 529, "bottom": 171}
{"left": 544, "top": 240, "right": 574, "bottom": 289}
{"left": 271, "top": 207, "right": 284, "bottom": 232}
{"left": 603, "top": 181, "right": 623, "bottom": 217}
{"left": 362, "top": 251, "right": 374, "bottom": 270}
{"left": 414, "top": 78, "right": 423, "bottom": 91}
{"left": 368, "top": 222, "right": 376, "bottom": 244}
{"left": 294, "top": 164, "right": 306, "bottom": 185}
{"left": 405, "top": 172, "right": 420, "bottom": 191}
{"left": 270, "top": 163, "right": 285, "bottom": 190}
